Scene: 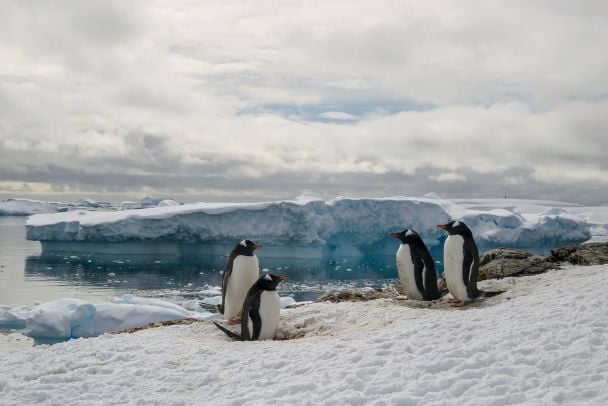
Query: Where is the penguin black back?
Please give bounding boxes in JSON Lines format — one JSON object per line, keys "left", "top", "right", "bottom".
{"left": 389, "top": 229, "right": 442, "bottom": 300}
{"left": 214, "top": 273, "right": 287, "bottom": 341}
{"left": 219, "top": 239, "right": 261, "bottom": 315}
{"left": 438, "top": 220, "right": 503, "bottom": 301}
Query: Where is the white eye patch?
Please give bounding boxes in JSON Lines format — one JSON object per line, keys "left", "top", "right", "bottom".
{"left": 405, "top": 230, "right": 416, "bottom": 236}
{"left": 452, "top": 221, "right": 460, "bottom": 227}
{"left": 240, "top": 240, "right": 247, "bottom": 247}
{"left": 264, "top": 274, "right": 272, "bottom": 281}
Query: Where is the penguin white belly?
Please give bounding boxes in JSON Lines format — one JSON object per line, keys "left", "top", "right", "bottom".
{"left": 257, "top": 290, "right": 280, "bottom": 340}
{"left": 224, "top": 255, "right": 259, "bottom": 320}
{"left": 444, "top": 235, "right": 470, "bottom": 301}
{"left": 396, "top": 244, "right": 424, "bottom": 300}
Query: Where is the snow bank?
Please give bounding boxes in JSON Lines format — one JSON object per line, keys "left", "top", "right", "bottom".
{"left": 0, "top": 199, "right": 60, "bottom": 216}
{"left": 25, "top": 196, "right": 591, "bottom": 255}
{"left": 1, "top": 265, "right": 607, "bottom": 405}
{"left": 21, "top": 296, "right": 216, "bottom": 340}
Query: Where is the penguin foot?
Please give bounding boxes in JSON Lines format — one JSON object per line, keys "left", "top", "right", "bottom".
{"left": 447, "top": 298, "right": 459, "bottom": 303}
{"left": 228, "top": 317, "right": 241, "bottom": 325}
{"left": 450, "top": 300, "right": 465, "bottom": 307}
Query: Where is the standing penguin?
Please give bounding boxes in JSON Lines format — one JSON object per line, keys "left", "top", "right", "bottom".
{"left": 438, "top": 221, "right": 503, "bottom": 307}
{"left": 214, "top": 273, "right": 288, "bottom": 341}
{"left": 389, "top": 229, "right": 442, "bottom": 301}
{"left": 219, "top": 239, "right": 262, "bottom": 324}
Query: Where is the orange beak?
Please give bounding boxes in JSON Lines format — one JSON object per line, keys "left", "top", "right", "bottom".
{"left": 437, "top": 224, "right": 448, "bottom": 230}
{"left": 277, "top": 275, "right": 288, "bottom": 282}
{"left": 389, "top": 232, "right": 400, "bottom": 238}
{"left": 253, "top": 243, "right": 263, "bottom": 249}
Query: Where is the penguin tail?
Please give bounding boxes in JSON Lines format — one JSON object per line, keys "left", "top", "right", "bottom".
{"left": 480, "top": 290, "right": 505, "bottom": 298}
{"left": 216, "top": 304, "right": 224, "bottom": 315}
{"left": 213, "top": 322, "right": 241, "bottom": 340}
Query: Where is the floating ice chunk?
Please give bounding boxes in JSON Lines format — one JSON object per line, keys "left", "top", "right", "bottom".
{"left": 111, "top": 295, "right": 192, "bottom": 317}
{"left": 71, "top": 303, "right": 189, "bottom": 338}
{"left": 200, "top": 296, "right": 222, "bottom": 306}
{"left": 25, "top": 298, "right": 96, "bottom": 339}
{"left": 279, "top": 296, "right": 297, "bottom": 309}
{"left": 158, "top": 199, "right": 179, "bottom": 207}
{"left": 0, "top": 199, "right": 59, "bottom": 216}
{"left": 0, "top": 305, "right": 32, "bottom": 329}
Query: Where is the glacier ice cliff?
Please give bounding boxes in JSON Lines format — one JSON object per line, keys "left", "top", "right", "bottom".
{"left": 25, "top": 196, "right": 591, "bottom": 257}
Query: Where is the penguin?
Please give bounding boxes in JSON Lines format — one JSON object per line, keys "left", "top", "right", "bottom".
{"left": 214, "top": 273, "right": 288, "bottom": 341}
{"left": 219, "top": 239, "right": 262, "bottom": 324}
{"left": 389, "top": 229, "right": 442, "bottom": 301}
{"left": 438, "top": 220, "right": 503, "bottom": 307}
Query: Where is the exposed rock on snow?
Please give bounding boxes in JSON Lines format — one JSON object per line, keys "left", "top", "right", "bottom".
{"left": 25, "top": 197, "right": 591, "bottom": 256}
{"left": 550, "top": 242, "right": 608, "bottom": 265}
{"left": 315, "top": 287, "right": 399, "bottom": 303}
{"left": 479, "top": 248, "right": 558, "bottom": 280}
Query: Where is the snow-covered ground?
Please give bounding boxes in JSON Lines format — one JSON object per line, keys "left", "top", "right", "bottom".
{"left": 25, "top": 195, "right": 593, "bottom": 256}
{"left": 1, "top": 265, "right": 607, "bottom": 405}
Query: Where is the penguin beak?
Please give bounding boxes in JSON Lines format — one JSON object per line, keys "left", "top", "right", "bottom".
{"left": 437, "top": 224, "right": 448, "bottom": 230}
{"left": 389, "top": 232, "right": 399, "bottom": 238}
{"left": 277, "top": 275, "right": 288, "bottom": 282}
{"left": 253, "top": 243, "right": 263, "bottom": 249}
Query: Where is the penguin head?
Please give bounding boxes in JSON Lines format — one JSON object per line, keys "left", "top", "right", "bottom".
{"left": 257, "top": 273, "right": 288, "bottom": 290}
{"left": 234, "top": 239, "right": 263, "bottom": 255}
{"left": 389, "top": 229, "right": 422, "bottom": 245}
{"left": 437, "top": 220, "right": 472, "bottom": 236}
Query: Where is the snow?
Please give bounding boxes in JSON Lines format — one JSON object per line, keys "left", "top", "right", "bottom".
{"left": 14, "top": 296, "right": 219, "bottom": 340}
{"left": 25, "top": 196, "right": 593, "bottom": 256}
{"left": 1, "top": 265, "right": 607, "bottom": 405}
{"left": 0, "top": 199, "right": 60, "bottom": 216}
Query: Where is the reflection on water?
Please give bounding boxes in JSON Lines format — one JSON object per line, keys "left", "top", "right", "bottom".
{"left": 24, "top": 249, "right": 446, "bottom": 302}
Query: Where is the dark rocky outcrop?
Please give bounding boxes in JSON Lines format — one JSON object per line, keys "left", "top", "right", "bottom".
{"left": 478, "top": 248, "right": 558, "bottom": 280}
{"left": 315, "top": 287, "right": 400, "bottom": 303}
{"left": 549, "top": 243, "right": 608, "bottom": 265}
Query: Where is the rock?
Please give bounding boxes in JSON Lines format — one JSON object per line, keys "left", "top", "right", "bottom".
{"left": 478, "top": 248, "right": 557, "bottom": 280}
{"left": 549, "top": 243, "right": 608, "bottom": 265}
{"left": 315, "top": 287, "right": 400, "bottom": 303}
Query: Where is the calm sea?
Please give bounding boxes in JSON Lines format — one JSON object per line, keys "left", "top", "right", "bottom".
{"left": 1, "top": 216, "right": 424, "bottom": 351}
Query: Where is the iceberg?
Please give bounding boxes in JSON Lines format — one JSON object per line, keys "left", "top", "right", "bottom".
{"left": 0, "top": 199, "right": 61, "bottom": 216}
{"left": 21, "top": 296, "right": 218, "bottom": 340}
{"left": 25, "top": 196, "right": 591, "bottom": 256}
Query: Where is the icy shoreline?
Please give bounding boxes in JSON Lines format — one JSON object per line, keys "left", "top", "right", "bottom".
{"left": 25, "top": 196, "right": 592, "bottom": 257}
{"left": 1, "top": 265, "right": 607, "bottom": 405}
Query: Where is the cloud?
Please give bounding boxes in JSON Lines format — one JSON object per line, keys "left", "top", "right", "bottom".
{"left": 0, "top": 1, "right": 607, "bottom": 205}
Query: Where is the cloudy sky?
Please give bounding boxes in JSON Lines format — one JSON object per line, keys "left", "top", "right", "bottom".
{"left": 1, "top": 1, "right": 607, "bottom": 204}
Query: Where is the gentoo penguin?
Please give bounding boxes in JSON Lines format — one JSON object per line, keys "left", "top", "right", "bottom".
{"left": 438, "top": 221, "right": 503, "bottom": 307}
{"left": 389, "top": 229, "right": 442, "bottom": 301}
{"left": 214, "top": 273, "right": 288, "bottom": 341}
{"left": 219, "top": 239, "right": 262, "bottom": 324}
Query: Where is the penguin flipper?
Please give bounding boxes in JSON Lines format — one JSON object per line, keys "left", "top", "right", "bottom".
{"left": 220, "top": 253, "right": 236, "bottom": 315}
{"left": 420, "top": 247, "right": 442, "bottom": 300}
{"left": 462, "top": 239, "right": 481, "bottom": 299}
{"left": 413, "top": 257, "right": 426, "bottom": 299}
{"left": 213, "top": 322, "right": 242, "bottom": 340}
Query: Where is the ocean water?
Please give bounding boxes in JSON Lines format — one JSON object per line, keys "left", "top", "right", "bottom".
{"left": 0, "top": 215, "right": 558, "bottom": 352}
{"left": 2, "top": 216, "right": 441, "bottom": 351}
